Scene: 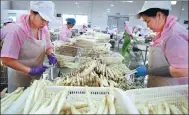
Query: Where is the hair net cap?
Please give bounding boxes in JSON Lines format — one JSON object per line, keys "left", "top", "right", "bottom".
{"left": 66, "top": 18, "right": 76, "bottom": 25}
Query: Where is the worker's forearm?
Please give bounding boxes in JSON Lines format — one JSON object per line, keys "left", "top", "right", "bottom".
{"left": 147, "top": 66, "right": 188, "bottom": 78}
{"left": 1, "top": 57, "right": 30, "bottom": 73}
{"left": 147, "top": 66, "right": 172, "bottom": 77}
{"left": 169, "top": 66, "right": 188, "bottom": 78}
{"left": 46, "top": 48, "right": 54, "bottom": 55}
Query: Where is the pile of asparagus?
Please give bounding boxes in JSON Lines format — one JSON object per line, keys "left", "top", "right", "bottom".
{"left": 137, "top": 98, "right": 188, "bottom": 114}
{"left": 1, "top": 80, "right": 120, "bottom": 114}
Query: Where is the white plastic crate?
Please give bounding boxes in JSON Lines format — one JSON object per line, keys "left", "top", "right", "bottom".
{"left": 44, "top": 86, "right": 138, "bottom": 114}
{"left": 125, "top": 85, "right": 188, "bottom": 114}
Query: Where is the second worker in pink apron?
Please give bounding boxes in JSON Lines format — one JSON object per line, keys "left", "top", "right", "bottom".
{"left": 135, "top": 1, "right": 188, "bottom": 87}
{"left": 1, "top": 1, "right": 57, "bottom": 93}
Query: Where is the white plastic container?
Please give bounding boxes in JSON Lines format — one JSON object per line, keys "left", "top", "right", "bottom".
{"left": 44, "top": 86, "right": 139, "bottom": 114}
{"left": 125, "top": 85, "right": 188, "bottom": 114}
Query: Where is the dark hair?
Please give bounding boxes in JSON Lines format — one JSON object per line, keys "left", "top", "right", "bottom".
{"left": 67, "top": 22, "right": 72, "bottom": 25}
{"left": 3, "top": 22, "right": 12, "bottom": 26}
{"left": 139, "top": 8, "right": 169, "bottom": 17}
{"left": 32, "top": 11, "right": 39, "bottom": 15}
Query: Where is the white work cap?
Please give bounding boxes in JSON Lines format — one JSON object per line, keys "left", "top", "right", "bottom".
{"left": 30, "top": 1, "right": 57, "bottom": 23}
{"left": 138, "top": 1, "right": 171, "bottom": 14}
{"left": 3, "top": 18, "right": 13, "bottom": 24}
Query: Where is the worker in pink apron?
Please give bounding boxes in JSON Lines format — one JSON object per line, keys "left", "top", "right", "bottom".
{"left": 82, "top": 24, "right": 87, "bottom": 32}
{"left": 1, "top": 1, "right": 57, "bottom": 93}
{"left": 59, "top": 18, "right": 76, "bottom": 42}
{"left": 1, "top": 18, "right": 14, "bottom": 40}
{"left": 135, "top": 1, "right": 188, "bottom": 87}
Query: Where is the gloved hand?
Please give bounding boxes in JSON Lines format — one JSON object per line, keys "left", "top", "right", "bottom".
{"left": 28, "top": 65, "right": 48, "bottom": 76}
{"left": 47, "top": 53, "right": 57, "bottom": 65}
{"left": 136, "top": 65, "right": 147, "bottom": 77}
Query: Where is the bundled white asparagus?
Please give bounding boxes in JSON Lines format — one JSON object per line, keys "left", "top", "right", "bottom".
{"left": 180, "top": 105, "right": 188, "bottom": 114}
{"left": 35, "top": 92, "right": 61, "bottom": 114}
{"left": 86, "top": 87, "right": 117, "bottom": 114}
{"left": 1, "top": 87, "right": 24, "bottom": 114}
{"left": 59, "top": 87, "right": 118, "bottom": 114}
{"left": 2, "top": 82, "right": 122, "bottom": 114}
{"left": 85, "top": 86, "right": 98, "bottom": 114}
{"left": 97, "top": 96, "right": 107, "bottom": 114}
{"left": 1, "top": 91, "right": 23, "bottom": 113}
{"left": 61, "top": 102, "right": 88, "bottom": 112}
{"left": 148, "top": 104, "right": 157, "bottom": 114}
{"left": 1, "top": 88, "right": 8, "bottom": 98}
{"left": 170, "top": 105, "right": 183, "bottom": 114}
{"left": 103, "top": 104, "right": 108, "bottom": 114}
{"left": 52, "top": 88, "right": 68, "bottom": 114}
{"left": 29, "top": 89, "right": 45, "bottom": 114}
{"left": 23, "top": 80, "right": 38, "bottom": 114}
{"left": 163, "top": 101, "right": 170, "bottom": 114}
{"left": 181, "top": 96, "right": 188, "bottom": 110}
{"left": 4, "top": 87, "right": 31, "bottom": 114}
{"left": 17, "top": 79, "right": 52, "bottom": 114}
{"left": 33, "top": 88, "right": 68, "bottom": 114}
{"left": 107, "top": 95, "right": 116, "bottom": 114}
{"left": 108, "top": 63, "right": 130, "bottom": 75}
{"left": 56, "top": 60, "right": 127, "bottom": 89}
{"left": 137, "top": 100, "right": 188, "bottom": 115}
{"left": 57, "top": 60, "right": 144, "bottom": 90}
{"left": 1, "top": 87, "right": 23, "bottom": 103}
{"left": 70, "top": 105, "right": 82, "bottom": 114}
{"left": 34, "top": 99, "right": 51, "bottom": 114}
{"left": 143, "top": 104, "right": 149, "bottom": 114}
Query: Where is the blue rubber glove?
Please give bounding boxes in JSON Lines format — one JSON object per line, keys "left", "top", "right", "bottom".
{"left": 28, "top": 65, "right": 48, "bottom": 76}
{"left": 136, "top": 65, "right": 147, "bottom": 77}
{"left": 47, "top": 53, "right": 57, "bottom": 65}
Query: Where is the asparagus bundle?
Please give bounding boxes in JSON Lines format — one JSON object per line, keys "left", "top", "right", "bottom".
{"left": 1, "top": 87, "right": 24, "bottom": 114}
{"left": 137, "top": 100, "right": 188, "bottom": 115}
{"left": 56, "top": 60, "right": 125, "bottom": 88}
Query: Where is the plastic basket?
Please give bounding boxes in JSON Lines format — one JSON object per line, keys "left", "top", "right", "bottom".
{"left": 125, "top": 85, "right": 188, "bottom": 114}
{"left": 44, "top": 86, "right": 138, "bottom": 114}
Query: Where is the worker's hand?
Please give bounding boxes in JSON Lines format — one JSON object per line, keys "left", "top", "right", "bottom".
{"left": 47, "top": 53, "right": 57, "bottom": 65}
{"left": 136, "top": 65, "right": 147, "bottom": 77}
{"left": 28, "top": 65, "right": 48, "bottom": 76}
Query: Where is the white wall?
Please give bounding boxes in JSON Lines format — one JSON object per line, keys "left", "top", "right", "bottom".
{"left": 1, "top": 1, "right": 10, "bottom": 10}
{"left": 170, "top": 1, "right": 188, "bottom": 28}
{"left": 91, "top": 1, "right": 145, "bottom": 30}
{"left": 8, "top": 0, "right": 145, "bottom": 30}
{"left": 1, "top": 1, "right": 10, "bottom": 21}
{"left": 3, "top": 0, "right": 189, "bottom": 30}
{"left": 3, "top": 10, "right": 29, "bottom": 21}
{"left": 177, "top": 1, "right": 188, "bottom": 28}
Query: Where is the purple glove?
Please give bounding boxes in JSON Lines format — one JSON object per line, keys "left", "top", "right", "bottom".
{"left": 47, "top": 53, "right": 57, "bottom": 65}
{"left": 28, "top": 65, "right": 48, "bottom": 76}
